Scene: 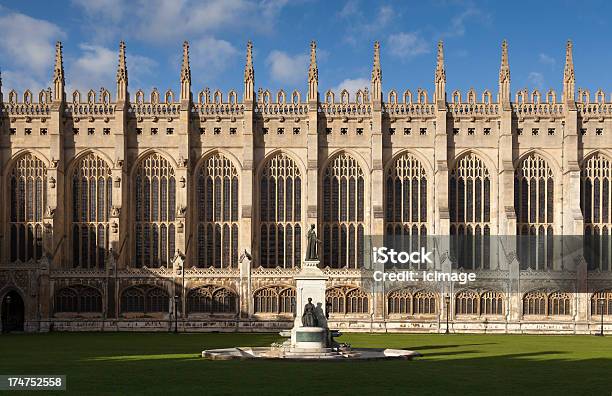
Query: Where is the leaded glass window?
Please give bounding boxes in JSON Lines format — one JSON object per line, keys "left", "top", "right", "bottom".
{"left": 187, "top": 285, "right": 237, "bottom": 314}
{"left": 9, "top": 153, "right": 46, "bottom": 263}
{"left": 591, "top": 290, "right": 612, "bottom": 315}
{"left": 197, "top": 153, "right": 239, "bottom": 268}
{"left": 134, "top": 153, "right": 176, "bottom": 268}
{"left": 322, "top": 154, "right": 365, "bottom": 268}
{"left": 522, "top": 290, "right": 570, "bottom": 317}
{"left": 259, "top": 153, "right": 302, "bottom": 268}
{"left": 515, "top": 153, "right": 554, "bottom": 270}
{"left": 449, "top": 153, "right": 491, "bottom": 269}
{"left": 326, "top": 286, "right": 368, "bottom": 315}
{"left": 385, "top": 152, "right": 428, "bottom": 269}
{"left": 120, "top": 285, "right": 169, "bottom": 313}
{"left": 71, "top": 153, "right": 112, "bottom": 269}
{"left": 581, "top": 153, "right": 612, "bottom": 271}
{"left": 54, "top": 285, "right": 102, "bottom": 313}
{"left": 253, "top": 286, "right": 296, "bottom": 314}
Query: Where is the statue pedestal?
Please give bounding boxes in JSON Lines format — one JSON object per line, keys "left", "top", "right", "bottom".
{"left": 291, "top": 260, "right": 329, "bottom": 348}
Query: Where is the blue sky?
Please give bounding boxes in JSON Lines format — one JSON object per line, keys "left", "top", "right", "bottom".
{"left": 1, "top": 0, "right": 611, "bottom": 100}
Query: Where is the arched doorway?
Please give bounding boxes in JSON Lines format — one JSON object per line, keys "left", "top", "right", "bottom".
{"left": 1, "top": 291, "right": 25, "bottom": 332}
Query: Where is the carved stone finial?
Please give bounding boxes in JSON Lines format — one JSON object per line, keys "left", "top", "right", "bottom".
{"left": 308, "top": 41, "right": 318, "bottom": 83}
{"left": 434, "top": 40, "right": 446, "bottom": 103}
{"left": 563, "top": 40, "right": 575, "bottom": 103}
{"left": 244, "top": 41, "right": 254, "bottom": 83}
{"left": 117, "top": 41, "right": 127, "bottom": 83}
{"left": 372, "top": 41, "right": 381, "bottom": 83}
{"left": 53, "top": 41, "right": 64, "bottom": 84}
{"left": 53, "top": 41, "right": 65, "bottom": 102}
{"left": 180, "top": 41, "right": 191, "bottom": 102}
{"left": 117, "top": 41, "right": 128, "bottom": 102}
{"left": 435, "top": 40, "right": 445, "bottom": 84}
{"left": 564, "top": 40, "right": 574, "bottom": 82}
{"left": 499, "top": 40, "right": 510, "bottom": 83}
{"left": 181, "top": 41, "right": 191, "bottom": 83}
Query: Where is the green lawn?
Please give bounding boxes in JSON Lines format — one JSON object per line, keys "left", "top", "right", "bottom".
{"left": 0, "top": 332, "right": 611, "bottom": 395}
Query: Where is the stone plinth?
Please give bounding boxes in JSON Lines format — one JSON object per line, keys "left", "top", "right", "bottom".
{"left": 293, "top": 260, "right": 328, "bottom": 329}
{"left": 292, "top": 326, "right": 327, "bottom": 349}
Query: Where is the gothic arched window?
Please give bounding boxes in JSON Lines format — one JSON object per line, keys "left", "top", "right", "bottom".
{"left": 197, "top": 153, "right": 239, "bottom": 268}
{"left": 522, "top": 290, "right": 547, "bottom": 316}
{"left": 120, "top": 285, "right": 169, "bottom": 314}
{"left": 9, "top": 153, "right": 46, "bottom": 263}
{"left": 548, "top": 292, "right": 571, "bottom": 316}
{"left": 515, "top": 153, "right": 554, "bottom": 270}
{"left": 253, "top": 286, "right": 296, "bottom": 314}
{"left": 480, "top": 290, "right": 504, "bottom": 315}
{"left": 449, "top": 153, "right": 491, "bottom": 269}
{"left": 591, "top": 290, "right": 612, "bottom": 316}
{"left": 134, "top": 153, "right": 176, "bottom": 268}
{"left": 259, "top": 153, "right": 302, "bottom": 268}
{"left": 385, "top": 153, "right": 428, "bottom": 268}
{"left": 54, "top": 285, "right": 102, "bottom": 313}
{"left": 387, "top": 288, "right": 412, "bottom": 315}
{"left": 581, "top": 153, "right": 612, "bottom": 271}
{"left": 187, "top": 285, "right": 237, "bottom": 314}
{"left": 322, "top": 153, "right": 365, "bottom": 268}
{"left": 455, "top": 289, "right": 479, "bottom": 315}
{"left": 326, "top": 286, "right": 368, "bottom": 315}
{"left": 413, "top": 290, "right": 437, "bottom": 314}
{"left": 71, "top": 153, "right": 112, "bottom": 269}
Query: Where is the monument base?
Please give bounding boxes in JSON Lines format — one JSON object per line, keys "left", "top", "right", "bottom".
{"left": 291, "top": 326, "right": 327, "bottom": 349}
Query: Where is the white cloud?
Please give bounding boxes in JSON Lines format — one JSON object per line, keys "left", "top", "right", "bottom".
{"left": 388, "top": 32, "right": 430, "bottom": 59}
{"left": 68, "top": 44, "right": 157, "bottom": 93}
{"left": 539, "top": 53, "right": 556, "bottom": 67}
{"left": 339, "top": 3, "right": 397, "bottom": 45}
{"left": 0, "top": 10, "right": 64, "bottom": 77}
{"left": 339, "top": 0, "right": 359, "bottom": 18}
{"left": 332, "top": 78, "right": 369, "bottom": 97}
{"left": 71, "top": 0, "right": 124, "bottom": 22}
{"left": 528, "top": 72, "right": 544, "bottom": 89}
{"left": 266, "top": 50, "right": 309, "bottom": 85}
{"left": 1, "top": 70, "right": 48, "bottom": 94}
{"left": 132, "top": 0, "right": 285, "bottom": 42}
{"left": 190, "top": 37, "right": 240, "bottom": 79}
{"left": 443, "top": 7, "right": 491, "bottom": 38}
{"left": 71, "top": 0, "right": 289, "bottom": 43}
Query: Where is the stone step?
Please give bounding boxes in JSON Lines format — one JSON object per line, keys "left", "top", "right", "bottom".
{"left": 289, "top": 347, "right": 332, "bottom": 353}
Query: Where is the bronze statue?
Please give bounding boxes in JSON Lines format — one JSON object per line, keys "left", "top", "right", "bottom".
{"left": 306, "top": 224, "right": 320, "bottom": 260}
{"left": 301, "top": 297, "right": 318, "bottom": 327}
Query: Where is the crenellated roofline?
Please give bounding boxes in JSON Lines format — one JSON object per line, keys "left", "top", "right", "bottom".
{"left": 1, "top": 39, "right": 610, "bottom": 110}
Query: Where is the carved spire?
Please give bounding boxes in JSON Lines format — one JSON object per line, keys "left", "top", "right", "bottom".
{"left": 116, "top": 41, "right": 128, "bottom": 102}
{"left": 371, "top": 41, "right": 382, "bottom": 102}
{"left": 180, "top": 41, "right": 191, "bottom": 101}
{"left": 499, "top": 40, "right": 510, "bottom": 105}
{"left": 434, "top": 40, "right": 446, "bottom": 102}
{"left": 53, "top": 41, "right": 64, "bottom": 102}
{"left": 563, "top": 40, "right": 575, "bottom": 103}
{"left": 308, "top": 41, "right": 318, "bottom": 102}
{"left": 244, "top": 41, "right": 254, "bottom": 102}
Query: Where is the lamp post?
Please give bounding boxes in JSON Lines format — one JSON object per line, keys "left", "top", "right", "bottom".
{"left": 444, "top": 295, "right": 450, "bottom": 334}
{"left": 174, "top": 295, "right": 179, "bottom": 334}
{"left": 598, "top": 298, "right": 605, "bottom": 337}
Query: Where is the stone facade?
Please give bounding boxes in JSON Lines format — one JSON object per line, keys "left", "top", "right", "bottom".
{"left": 0, "top": 40, "right": 611, "bottom": 334}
